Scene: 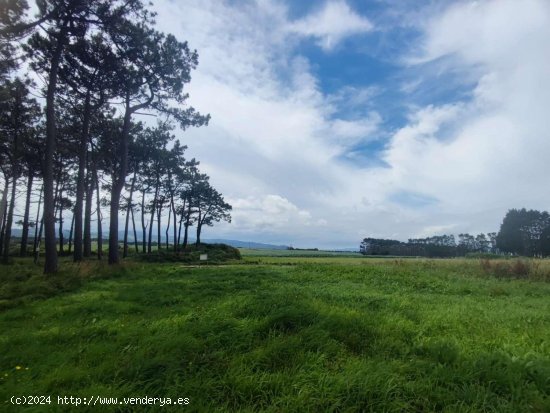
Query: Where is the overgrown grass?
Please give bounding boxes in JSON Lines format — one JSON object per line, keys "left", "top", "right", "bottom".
{"left": 1, "top": 255, "right": 549, "bottom": 412}
{"left": 0, "top": 260, "right": 137, "bottom": 311}
{"left": 480, "top": 258, "right": 550, "bottom": 282}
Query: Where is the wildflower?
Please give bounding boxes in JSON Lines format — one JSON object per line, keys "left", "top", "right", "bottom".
{"left": 15, "top": 366, "right": 21, "bottom": 370}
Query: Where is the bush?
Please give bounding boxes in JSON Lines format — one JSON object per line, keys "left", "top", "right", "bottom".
{"left": 466, "top": 252, "right": 503, "bottom": 259}
{"left": 479, "top": 258, "right": 546, "bottom": 281}
{"left": 135, "top": 243, "right": 241, "bottom": 264}
{"left": 510, "top": 260, "right": 530, "bottom": 278}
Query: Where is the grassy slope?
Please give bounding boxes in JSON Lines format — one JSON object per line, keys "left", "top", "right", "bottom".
{"left": 1, "top": 256, "right": 549, "bottom": 412}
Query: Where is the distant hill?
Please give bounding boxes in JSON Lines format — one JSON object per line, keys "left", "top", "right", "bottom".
{"left": 9, "top": 227, "right": 354, "bottom": 251}
{"left": 9, "top": 228, "right": 289, "bottom": 250}
{"left": 203, "top": 239, "right": 288, "bottom": 250}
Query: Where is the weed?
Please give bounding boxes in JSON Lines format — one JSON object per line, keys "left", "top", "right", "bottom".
{"left": 479, "top": 258, "right": 550, "bottom": 281}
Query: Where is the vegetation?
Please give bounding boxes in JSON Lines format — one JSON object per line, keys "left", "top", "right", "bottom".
{"left": 0, "top": 0, "right": 230, "bottom": 274}
{"left": 496, "top": 208, "right": 550, "bottom": 256}
{"left": 360, "top": 233, "right": 497, "bottom": 257}
{"left": 135, "top": 243, "right": 241, "bottom": 264}
{"left": 1, "top": 253, "right": 549, "bottom": 412}
{"left": 1, "top": 2, "right": 548, "bottom": 412}
{"left": 361, "top": 208, "right": 550, "bottom": 258}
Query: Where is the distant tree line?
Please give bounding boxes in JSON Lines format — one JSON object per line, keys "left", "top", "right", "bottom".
{"left": 496, "top": 208, "right": 550, "bottom": 257}
{"left": 360, "top": 233, "right": 497, "bottom": 257}
{"left": 287, "top": 247, "right": 319, "bottom": 251}
{"left": 0, "top": 0, "right": 231, "bottom": 273}
{"left": 361, "top": 208, "right": 550, "bottom": 257}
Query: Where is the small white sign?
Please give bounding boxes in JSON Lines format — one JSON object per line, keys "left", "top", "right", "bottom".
{"left": 200, "top": 254, "right": 208, "bottom": 261}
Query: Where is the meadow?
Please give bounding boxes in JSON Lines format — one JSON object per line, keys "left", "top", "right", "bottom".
{"left": 1, "top": 252, "right": 549, "bottom": 412}
{"left": 238, "top": 248, "right": 362, "bottom": 258}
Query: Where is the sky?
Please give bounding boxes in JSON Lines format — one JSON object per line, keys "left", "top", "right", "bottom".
{"left": 142, "top": 0, "right": 550, "bottom": 249}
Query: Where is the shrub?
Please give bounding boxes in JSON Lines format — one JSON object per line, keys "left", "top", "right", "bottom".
{"left": 480, "top": 258, "right": 492, "bottom": 273}
{"left": 510, "top": 260, "right": 530, "bottom": 278}
{"left": 135, "top": 243, "right": 241, "bottom": 264}
{"left": 479, "top": 258, "right": 547, "bottom": 281}
{"left": 466, "top": 252, "right": 503, "bottom": 259}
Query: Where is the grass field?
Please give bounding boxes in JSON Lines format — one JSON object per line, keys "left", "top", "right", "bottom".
{"left": 238, "top": 248, "right": 362, "bottom": 258}
{"left": 1, "top": 252, "right": 550, "bottom": 412}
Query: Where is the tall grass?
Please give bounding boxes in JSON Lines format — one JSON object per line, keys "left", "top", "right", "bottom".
{"left": 1, "top": 256, "right": 549, "bottom": 411}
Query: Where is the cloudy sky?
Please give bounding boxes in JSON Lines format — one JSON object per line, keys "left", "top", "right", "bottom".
{"left": 149, "top": 0, "right": 550, "bottom": 249}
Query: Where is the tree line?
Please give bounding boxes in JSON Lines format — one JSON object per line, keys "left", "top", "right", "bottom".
{"left": 360, "top": 209, "right": 550, "bottom": 257}
{"left": 0, "top": 0, "right": 231, "bottom": 273}
{"left": 359, "top": 233, "right": 497, "bottom": 257}
{"left": 495, "top": 208, "right": 550, "bottom": 257}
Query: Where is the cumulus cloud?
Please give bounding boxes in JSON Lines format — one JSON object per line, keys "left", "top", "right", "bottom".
{"left": 287, "top": 1, "right": 374, "bottom": 51}
{"left": 228, "top": 195, "right": 312, "bottom": 231}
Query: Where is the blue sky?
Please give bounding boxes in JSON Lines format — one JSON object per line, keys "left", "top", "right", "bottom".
{"left": 149, "top": 0, "right": 550, "bottom": 248}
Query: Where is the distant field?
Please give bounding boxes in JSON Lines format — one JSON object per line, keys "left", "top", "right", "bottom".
{"left": 239, "top": 248, "right": 362, "bottom": 257}
{"left": 1, "top": 254, "right": 549, "bottom": 412}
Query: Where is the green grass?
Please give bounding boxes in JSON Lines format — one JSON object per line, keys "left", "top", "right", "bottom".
{"left": 1, "top": 255, "right": 550, "bottom": 412}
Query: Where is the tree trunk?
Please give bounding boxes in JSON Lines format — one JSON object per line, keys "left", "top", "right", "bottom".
{"left": 131, "top": 205, "right": 138, "bottom": 253}
{"left": 147, "top": 201, "right": 155, "bottom": 253}
{"left": 165, "top": 202, "right": 171, "bottom": 249}
{"left": 0, "top": 177, "right": 8, "bottom": 254}
{"left": 2, "top": 175, "right": 17, "bottom": 263}
{"left": 34, "top": 216, "right": 43, "bottom": 264}
{"left": 183, "top": 226, "right": 190, "bottom": 248}
{"left": 95, "top": 169, "right": 102, "bottom": 260}
{"left": 195, "top": 209, "right": 202, "bottom": 247}
{"left": 157, "top": 201, "right": 162, "bottom": 250}
{"left": 58, "top": 189, "right": 64, "bottom": 254}
{"left": 73, "top": 91, "right": 91, "bottom": 262}
{"left": 43, "top": 23, "right": 68, "bottom": 274}
{"left": 172, "top": 197, "right": 177, "bottom": 252}
{"left": 183, "top": 223, "right": 190, "bottom": 248}
{"left": 32, "top": 184, "right": 43, "bottom": 258}
{"left": 0, "top": 197, "right": 7, "bottom": 254}
{"left": 20, "top": 172, "right": 33, "bottom": 256}
{"left": 0, "top": 177, "right": 8, "bottom": 239}
{"left": 68, "top": 212, "right": 75, "bottom": 254}
{"left": 148, "top": 179, "right": 159, "bottom": 253}
{"left": 83, "top": 170, "right": 93, "bottom": 257}
{"left": 108, "top": 182, "right": 121, "bottom": 261}
{"left": 53, "top": 170, "right": 61, "bottom": 218}
{"left": 183, "top": 203, "right": 192, "bottom": 249}
{"left": 108, "top": 100, "right": 132, "bottom": 265}
{"left": 140, "top": 189, "right": 147, "bottom": 253}
{"left": 177, "top": 209, "right": 183, "bottom": 251}
{"left": 123, "top": 171, "right": 136, "bottom": 258}
{"left": 196, "top": 222, "right": 202, "bottom": 246}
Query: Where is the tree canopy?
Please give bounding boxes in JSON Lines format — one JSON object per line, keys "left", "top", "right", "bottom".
{"left": 0, "top": 0, "right": 230, "bottom": 272}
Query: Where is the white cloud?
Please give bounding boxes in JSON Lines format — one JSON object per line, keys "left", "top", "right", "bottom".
{"left": 287, "top": 1, "right": 374, "bottom": 51}
{"left": 228, "top": 195, "right": 312, "bottom": 231}
{"left": 327, "top": 112, "right": 382, "bottom": 145}
{"left": 378, "top": 0, "right": 550, "bottom": 228}
{"left": 148, "top": 0, "right": 550, "bottom": 248}
{"left": 327, "top": 85, "right": 380, "bottom": 110}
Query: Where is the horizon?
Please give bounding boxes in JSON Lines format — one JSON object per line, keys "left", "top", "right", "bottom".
{"left": 142, "top": 0, "right": 550, "bottom": 247}
{"left": 10, "top": 0, "right": 550, "bottom": 250}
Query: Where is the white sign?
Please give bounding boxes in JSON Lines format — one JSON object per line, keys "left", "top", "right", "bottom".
{"left": 199, "top": 254, "right": 208, "bottom": 261}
